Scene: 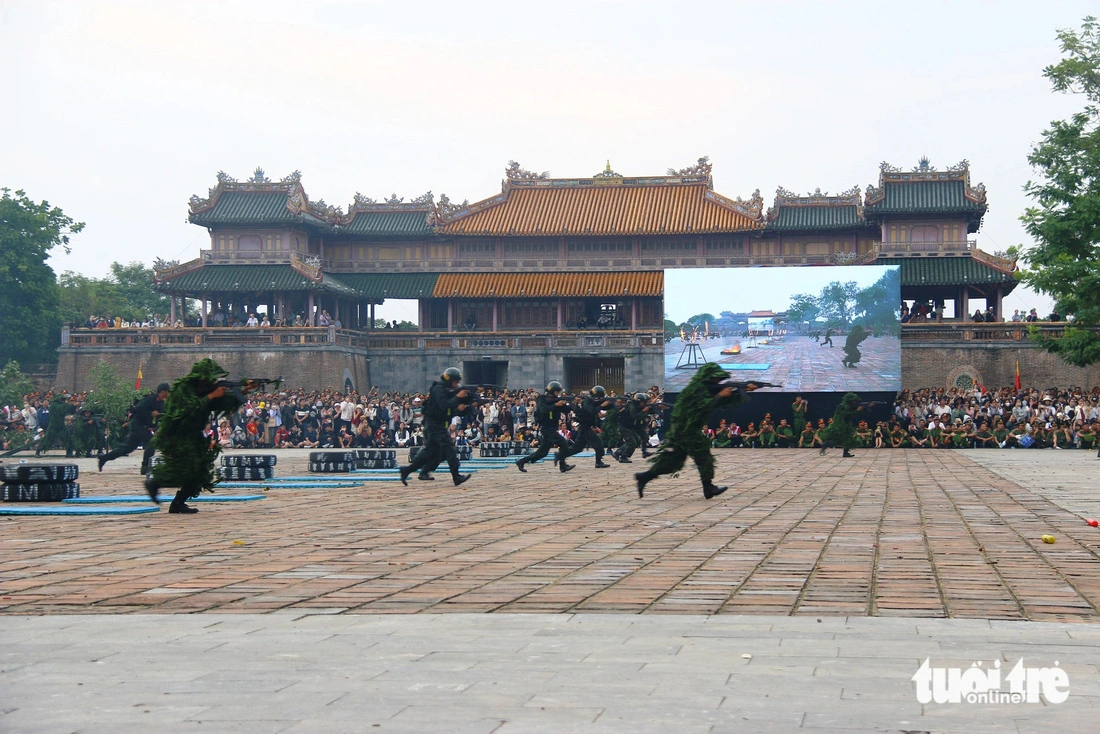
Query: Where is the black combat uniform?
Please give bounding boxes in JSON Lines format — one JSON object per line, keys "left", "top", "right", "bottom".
{"left": 562, "top": 389, "right": 610, "bottom": 468}
{"left": 98, "top": 383, "right": 169, "bottom": 473}
{"left": 516, "top": 384, "right": 575, "bottom": 473}
{"left": 613, "top": 396, "right": 651, "bottom": 463}
{"left": 399, "top": 371, "right": 471, "bottom": 487}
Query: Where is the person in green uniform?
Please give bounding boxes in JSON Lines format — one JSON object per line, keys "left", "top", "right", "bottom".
{"left": 819, "top": 392, "right": 862, "bottom": 457}
{"left": 758, "top": 418, "right": 777, "bottom": 448}
{"left": 889, "top": 423, "right": 907, "bottom": 448}
{"left": 775, "top": 419, "right": 795, "bottom": 448}
{"left": 798, "top": 423, "right": 816, "bottom": 448}
{"left": 634, "top": 363, "right": 743, "bottom": 500}
{"left": 792, "top": 396, "right": 808, "bottom": 438}
{"left": 144, "top": 359, "right": 257, "bottom": 514}
{"left": 972, "top": 422, "right": 997, "bottom": 448}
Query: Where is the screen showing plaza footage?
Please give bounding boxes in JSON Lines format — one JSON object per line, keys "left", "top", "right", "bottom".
{"left": 663, "top": 265, "right": 901, "bottom": 393}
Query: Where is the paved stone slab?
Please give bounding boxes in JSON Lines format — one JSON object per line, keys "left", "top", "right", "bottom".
{"left": 2, "top": 613, "right": 1096, "bottom": 733}
{"left": 3, "top": 449, "right": 1100, "bottom": 620}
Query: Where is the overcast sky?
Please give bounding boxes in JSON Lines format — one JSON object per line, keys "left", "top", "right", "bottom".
{"left": 2, "top": 0, "right": 1093, "bottom": 323}
{"left": 665, "top": 265, "right": 894, "bottom": 324}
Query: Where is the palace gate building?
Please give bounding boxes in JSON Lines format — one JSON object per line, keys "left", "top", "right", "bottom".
{"left": 57, "top": 157, "right": 1100, "bottom": 394}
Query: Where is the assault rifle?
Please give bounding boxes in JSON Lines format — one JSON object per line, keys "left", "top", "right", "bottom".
{"left": 197, "top": 377, "right": 283, "bottom": 400}
{"left": 713, "top": 379, "right": 783, "bottom": 393}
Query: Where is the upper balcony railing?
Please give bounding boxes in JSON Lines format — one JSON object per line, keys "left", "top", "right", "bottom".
{"left": 901, "top": 322, "right": 1094, "bottom": 342}
{"left": 876, "top": 240, "right": 976, "bottom": 257}
{"left": 201, "top": 249, "right": 295, "bottom": 265}
{"left": 61, "top": 327, "right": 664, "bottom": 351}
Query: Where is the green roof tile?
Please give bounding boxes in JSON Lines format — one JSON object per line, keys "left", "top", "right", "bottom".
{"left": 335, "top": 273, "right": 440, "bottom": 300}
{"left": 769, "top": 205, "right": 865, "bottom": 231}
{"left": 899, "top": 257, "right": 1017, "bottom": 289}
{"left": 342, "top": 210, "right": 432, "bottom": 237}
{"left": 868, "top": 181, "right": 985, "bottom": 213}
{"left": 190, "top": 192, "right": 301, "bottom": 225}
{"left": 156, "top": 265, "right": 354, "bottom": 295}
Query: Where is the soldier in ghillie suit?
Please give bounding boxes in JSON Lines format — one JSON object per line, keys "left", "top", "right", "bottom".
{"left": 634, "top": 362, "right": 743, "bottom": 500}
{"left": 818, "top": 392, "right": 862, "bottom": 458}
{"left": 841, "top": 325, "right": 869, "bottom": 368}
{"left": 36, "top": 393, "right": 74, "bottom": 457}
{"left": 144, "top": 359, "right": 255, "bottom": 514}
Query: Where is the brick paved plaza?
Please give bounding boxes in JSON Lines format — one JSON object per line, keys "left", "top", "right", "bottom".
{"left": 4, "top": 449, "right": 1100, "bottom": 733}
{"left": 3, "top": 449, "right": 1097, "bottom": 620}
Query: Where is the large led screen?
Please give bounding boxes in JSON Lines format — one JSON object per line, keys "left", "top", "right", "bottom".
{"left": 664, "top": 265, "right": 901, "bottom": 392}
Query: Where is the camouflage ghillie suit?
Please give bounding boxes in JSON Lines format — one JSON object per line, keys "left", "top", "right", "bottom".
{"left": 841, "top": 325, "right": 869, "bottom": 368}
{"left": 636, "top": 362, "right": 741, "bottom": 499}
{"left": 819, "top": 392, "right": 861, "bottom": 456}
{"left": 149, "top": 359, "right": 242, "bottom": 512}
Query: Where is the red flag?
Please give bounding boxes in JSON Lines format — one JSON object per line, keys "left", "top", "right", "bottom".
{"left": 136, "top": 367, "right": 143, "bottom": 391}
{"left": 1015, "top": 361, "right": 1021, "bottom": 391}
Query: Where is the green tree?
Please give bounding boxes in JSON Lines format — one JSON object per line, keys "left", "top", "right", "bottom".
{"left": 0, "top": 189, "right": 84, "bottom": 364}
{"left": 0, "top": 360, "right": 35, "bottom": 409}
{"left": 79, "top": 362, "right": 142, "bottom": 440}
{"left": 1019, "top": 16, "right": 1100, "bottom": 366}
{"left": 816, "top": 281, "right": 860, "bottom": 329}
{"left": 59, "top": 261, "right": 170, "bottom": 325}
{"left": 786, "top": 293, "right": 821, "bottom": 332}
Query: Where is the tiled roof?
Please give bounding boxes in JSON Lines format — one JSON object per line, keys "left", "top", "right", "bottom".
{"left": 334, "top": 273, "right": 440, "bottom": 300}
{"left": 867, "top": 180, "right": 986, "bottom": 213}
{"left": 341, "top": 210, "right": 433, "bottom": 237}
{"left": 769, "top": 204, "right": 865, "bottom": 230}
{"left": 433, "top": 271, "right": 662, "bottom": 298}
{"left": 438, "top": 181, "right": 762, "bottom": 236}
{"left": 190, "top": 192, "right": 304, "bottom": 225}
{"left": 155, "top": 265, "right": 355, "bottom": 296}
{"left": 899, "top": 256, "right": 1017, "bottom": 290}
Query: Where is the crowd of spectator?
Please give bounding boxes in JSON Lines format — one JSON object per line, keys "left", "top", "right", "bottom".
{"left": 4, "top": 384, "right": 1100, "bottom": 456}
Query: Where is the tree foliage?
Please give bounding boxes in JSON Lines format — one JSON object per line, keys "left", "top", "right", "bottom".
{"left": 0, "top": 360, "right": 36, "bottom": 409}
{"left": 79, "top": 361, "right": 142, "bottom": 430}
{"left": 59, "top": 261, "right": 171, "bottom": 324}
{"left": 0, "top": 189, "right": 84, "bottom": 365}
{"left": 1019, "top": 16, "right": 1100, "bottom": 366}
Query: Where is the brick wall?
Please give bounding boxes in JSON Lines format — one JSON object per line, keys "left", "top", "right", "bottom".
{"left": 902, "top": 342, "right": 1100, "bottom": 389}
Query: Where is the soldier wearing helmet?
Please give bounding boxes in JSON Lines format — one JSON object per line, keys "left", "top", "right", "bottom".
{"left": 613, "top": 392, "right": 656, "bottom": 464}
{"left": 515, "top": 380, "right": 576, "bottom": 473}
{"left": 398, "top": 367, "right": 472, "bottom": 487}
{"left": 559, "top": 385, "right": 612, "bottom": 469}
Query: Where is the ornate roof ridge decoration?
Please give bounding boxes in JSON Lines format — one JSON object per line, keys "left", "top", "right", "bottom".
{"left": 971, "top": 247, "right": 1017, "bottom": 275}
{"left": 505, "top": 160, "right": 549, "bottom": 181}
{"left": 766, "top": 185, "right": 862, "bottom": 222}
{"left": 704, "top": 188, "right": 765, "bottom": 222}
{"left": 865, "top": 158, "right": 987, "bottom": 207}
{"left": 593, "top": 160, "right": 622, "bottom": 178}
{"left": 667, "top": 156, "right": 713, "bottom": 178}
{"left": 152, "top": 258, "right": 202, "bottom": 284}
{"left": 188, "top": 167, "right": 326, "bottom": 220}
{"left": 344, "top": 190, "right": 435, "bottom": 220}
{"left": 290, "top": 252, "right": 323, "bottom": 283}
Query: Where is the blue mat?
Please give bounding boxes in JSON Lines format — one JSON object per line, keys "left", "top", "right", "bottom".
{"left": 65, "top": 495, "right": 266, "bottom": 504}
{"left": 216, "top": 481, "right": 394, "bottom": 488}
{"left": 0, "top": 505, "right": 160, "bottom": 515}
{"left": 719, "top": 363, "right": 771, "bottom": 370}
{"left": 275, "top": 476, "right": 402, "bottom": 482}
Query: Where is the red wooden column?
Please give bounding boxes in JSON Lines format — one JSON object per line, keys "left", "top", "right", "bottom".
{"left": 557, "top": 299, "right": 563, "bottom": 330}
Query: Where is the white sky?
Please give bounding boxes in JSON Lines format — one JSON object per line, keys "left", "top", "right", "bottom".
{"left": 2, "top": 0, "right": 1092, "bottom": 323}
{"left": 665, "top": 265, "right": 895, "bottom": 324}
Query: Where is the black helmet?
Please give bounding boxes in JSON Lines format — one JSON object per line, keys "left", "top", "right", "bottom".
{"left": 634, "top": 392, "right": 648, "bottom": 402}
{"left": 546, "top": 381, "right": 563, "bottom": 393}
{"left": 441, "top": 367, "right": 462, "bottom": 384}
{"left": 591, "top": 385, "right": 606, "bottom": 398}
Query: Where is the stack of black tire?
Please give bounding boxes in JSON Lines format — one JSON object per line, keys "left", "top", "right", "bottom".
{"left": 218, "top": 454, "right": 276, "bottom": 480}
{"left": 356, "top": 449, "right": 395, "bottom": 469}
{"left": 309, "top": 450, "right": 356, "bottom": 473}
{"left": 2, "top": 463, "right": 80, "bottom": 502}
{"left": 479, "top": 442, "right": 512, "bottom": 458}
{"left": 511, "top": 441, "right": 532, "bottom": 456}
{"left": 408, "top": 445, "right": 473, "bottom": 462}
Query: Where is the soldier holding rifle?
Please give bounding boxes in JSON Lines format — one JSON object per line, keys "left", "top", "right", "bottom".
{"left": 398, "top": 367, "right": 472, "bottom": 487}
